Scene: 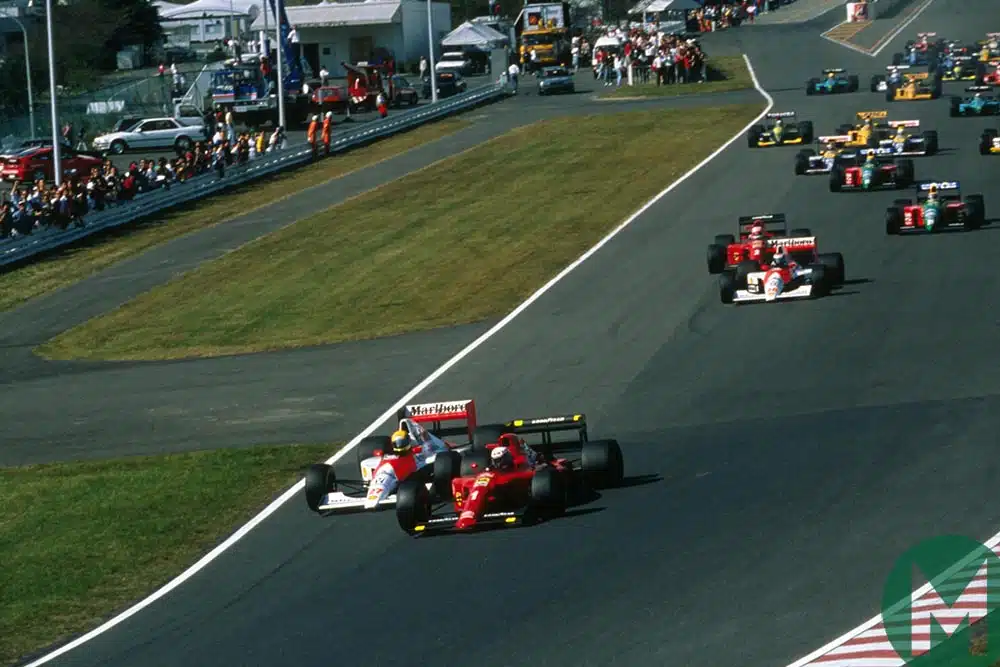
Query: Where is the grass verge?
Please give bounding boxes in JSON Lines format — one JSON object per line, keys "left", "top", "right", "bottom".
{"left": 597, "top": 55, "right": 752, "bottom": 99}
{"left": 0, "top": 118, "right": 470, "bottom": 315}
{"left": 39, "top": 103, "right": 763, "bottom": 361}
{"left": 0, "top": 444, "right": 339, "bottom": 666}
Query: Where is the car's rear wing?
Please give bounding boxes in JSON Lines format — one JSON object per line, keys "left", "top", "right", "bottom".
{"left": 738, "top": 214, "right": 787, "bottom": 237}
{"left": 398, "top": 399, "right": 477, "bottom": 442}
{"left": 501, "top": 414, "right": 588, "bottom": 451}
{"left": 817, "top": 134, "right": 851, "bottom": 145}
{"left": 917, "top": 32, "right": 936, "bottom": 37}
{"left": 766, "top": 236, "right": 816, "bottom": 251}
{"left": 966, "top": 86, "right": 993, "bottom": 93}
{"left": 822, "top": 68, "right": 845, "bottom": 74}
{"left": 951, "top": 55, "right": 973, "bottom": 61}
{"left": 766, "top": 111, "right": 796, "bottom": 120}
{"left": 857, "top": 110, "right": 889, "bottom": 120}
{"left": 887, "top": 119, "right": 920, "bottom": 127}
{"left": 886, "top": 65, "right": 910, "bottom": 71}
{"left": 916, "top": 180, "right": 961, "bottom": 200}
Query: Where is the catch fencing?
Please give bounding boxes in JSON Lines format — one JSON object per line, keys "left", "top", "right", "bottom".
{"left": 0, "top": 81, "right": 510, "bottom": 268}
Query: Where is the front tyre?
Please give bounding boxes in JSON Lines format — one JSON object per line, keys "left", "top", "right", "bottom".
{"left": 304, "top": 463, "right": 335, "bottom": 513}
{"left": 396, "top": 477, "right": 432, "bottom": 535}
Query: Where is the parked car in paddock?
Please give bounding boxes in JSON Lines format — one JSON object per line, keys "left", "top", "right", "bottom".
{"left": 829, "top": 150, "right": 915, "bottom": 192}
{"left": 885, "top": 181, "right": 986, "bottom": 234}
{"left": 0, "top": 145, "right": 103, "bottom": 183}
{"left": 303, "top": 399, "right": 480, "bottom": 513}
{"left": 537, "top": 66, "right": 575, "bottom": 95}
{"left": 806, "top": 68, "right": 859, "bottom": 95}
{"left": 980, "top": 127, "right": 1000, "bottom": 154}
{"left": 395, "top": 414, "right": 625, "bottom": 535}
{"left": 91, "top": 116, "right": 208, "bottom": 155}
{"left": 747, "top": 112, "right": 813, "bottom": 147}
{"left": 950, "top": 87, "right": 1000, "bottom": 116}
{"left": 705, "top": 214, "right": 845, "bottom": 288}
{"left": 422, "top": 71, "right": 467, "bottom": 99}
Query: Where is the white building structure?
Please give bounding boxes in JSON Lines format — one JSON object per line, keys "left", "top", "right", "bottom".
{"left": 248, "top": 0, "right": 451, "bottom": 78}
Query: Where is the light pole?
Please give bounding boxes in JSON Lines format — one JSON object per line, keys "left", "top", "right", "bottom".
{"left": 275, "top": 0, "right": 286, "bottom": 130}
{"left": 0, "top": 8, "right": 36, "bottom": 139}
{"left": 45, "top": 0, "right": 60, "bottom": 184}
{"left": 426, "top": 0, "right": 437, "bottom": 103}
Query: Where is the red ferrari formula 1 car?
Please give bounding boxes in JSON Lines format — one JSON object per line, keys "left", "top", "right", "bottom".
{"left": 884, "top": 181, "right": 986, "bottom": 234}
{"left": 394, "top": 414, "right": 625, "bottom": 535}
{"left": 706, "top": 214, "right": 845, "bottom": 283}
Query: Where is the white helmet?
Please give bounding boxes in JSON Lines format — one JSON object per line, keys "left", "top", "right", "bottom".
{"left": 490, "top": 446, "right": 513, "bottom": 471}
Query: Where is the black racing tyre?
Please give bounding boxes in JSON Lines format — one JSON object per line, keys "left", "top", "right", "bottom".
{"left": 895, "top": 159, "right": 915, "bottom": 186}
{"left": 305, "top": 463, "right": 335, "bottom": 512}
{"left": 581, "top": 439, "right": 625, "bottom": 489}
{"left": 966, "top": 194, "right": 986, "bottom": 227}
{"left": 472, "top": 424, "right": 505, "bottom": 450}
{"left": 922, "top": 130, "right": 938, "bottom": 154}
{"left": 714, "top": 233, "right": 735, "bottom": 247}
{"left": 719, "top": 272, "right": 736, "bottom": 305}
{"left": 847, "top": 75, "right": 859, "bottom": 92}
{"left": 885, "top": 207, "right": 902, "bottom": 235}
{"left": 829, "top": 168, "right": 843, "bottom": 192}
{"left": 798, "top": 120, "right": 814, "bottom": 143}
{"left": 892, "top": 52, "right": 903, "bottom": 66}
{"left": 870, "top": 75, "right": 883, "bottom": 92}
{"left": 460, "top": 449, "right": 490, "bottom": 477}
{"left": 950, "top": 97, "right": 962, "bottom": 117}
{"left": 817, "top": 252, "right": 845, "bottom": 285}
{"left": 789, "top": 227, "right": 812, "bottom": 237}
{"left": 806, "top": 77, "right": 818, "bottom": 95}
{"left": 432, "top": 449, "right": 461, "bottom": 499}
{"left": 396, "top": 477, "right": 432, "bottom": 535}
{"left": 707, "top": 244, "right": 726, "bottom": 274}
{"left": 734, "top": 259, "right": 757, "bottom": 289}
{"left": 807, "top": 265, "right": 829, "bottom": 298}
{"left": 357, "top": 435, "right": 390, "bottom": 468}
{"left": 529, "top": 466, "right": 567, "bottom": 519}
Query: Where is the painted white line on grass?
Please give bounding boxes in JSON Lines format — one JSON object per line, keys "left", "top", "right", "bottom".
{"left": 22, "top": 54, "right": 775, "bottom": 667}
{"left": 783, "top": 530, "right": 1000, "bottom": 667}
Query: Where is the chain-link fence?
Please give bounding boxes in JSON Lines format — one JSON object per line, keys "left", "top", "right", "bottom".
{"left": 0, "top": 62, "right": 214, "bottom": 150}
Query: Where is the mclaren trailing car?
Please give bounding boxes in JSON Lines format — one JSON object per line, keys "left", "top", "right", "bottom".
{"left": 747, "top": 111, "right": 814, "bottom": 147}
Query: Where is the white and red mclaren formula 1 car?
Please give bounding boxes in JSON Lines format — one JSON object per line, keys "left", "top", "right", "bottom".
{"left": 304, "top": 399, "right": 478, "bottom": 513}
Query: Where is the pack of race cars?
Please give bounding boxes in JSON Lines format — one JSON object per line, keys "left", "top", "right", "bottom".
{"left": 303, "top": 399, "right": 626, "bottom": 536}
{"left": 730, "top": 30, "right": 995, "bottom": 306}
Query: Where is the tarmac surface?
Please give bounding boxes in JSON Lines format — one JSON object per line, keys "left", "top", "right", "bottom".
{"left": 12, "top": 1, "right": 1000, "bottom": 666}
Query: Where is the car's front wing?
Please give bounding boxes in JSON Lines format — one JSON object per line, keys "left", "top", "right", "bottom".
{"left": 413, "top": 509, "right": 523, "bottom": 534}
{"left": 732, "top": 285, "right": 814, "bottom": 303}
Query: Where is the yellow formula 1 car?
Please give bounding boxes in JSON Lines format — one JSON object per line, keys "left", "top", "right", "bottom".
{"left": 832, "top": 110, "right": 889, "bottom": 148}
{"left": 886, "top": 72, "right": 942, "bottom": 101}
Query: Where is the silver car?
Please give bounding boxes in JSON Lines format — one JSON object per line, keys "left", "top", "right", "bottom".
{"left": 537, "top": 66, "right": 575, "bottom": 95}
{"left": 92, "top": 117, "right": 207, "bottom": 155}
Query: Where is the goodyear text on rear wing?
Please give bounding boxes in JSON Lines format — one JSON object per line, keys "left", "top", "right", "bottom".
{"left": 501, "top": 413, "right": 589, "bottom": 451}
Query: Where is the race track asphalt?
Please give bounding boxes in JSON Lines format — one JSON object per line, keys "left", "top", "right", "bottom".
{"left": 20, "top": 1, "right": 1000, "bottom": 665}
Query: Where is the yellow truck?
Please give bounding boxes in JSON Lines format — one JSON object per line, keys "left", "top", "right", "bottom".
{"left": 516, "top": 2, "right": 571, "bottom": 72}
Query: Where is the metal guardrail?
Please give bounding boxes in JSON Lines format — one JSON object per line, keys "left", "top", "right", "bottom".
{"left": 0, "top": 82, "right": 509, "bottom": 268}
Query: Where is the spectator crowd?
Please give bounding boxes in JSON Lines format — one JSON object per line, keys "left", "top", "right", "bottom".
{"left": 590, "top": 27, "right": 708, "bottom": 88}
{"left": 0, "top": 117, "right": 292, "bottom": 241}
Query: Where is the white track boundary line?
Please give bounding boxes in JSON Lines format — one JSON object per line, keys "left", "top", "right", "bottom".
{"left": 819, "top": 0, "right": 938, "bottom": 58}
{"left": 22, "top": 55, "right": 775, "bottom": 667}
{"left": 784, "top": 530, "right": 1000, "bottom": 667}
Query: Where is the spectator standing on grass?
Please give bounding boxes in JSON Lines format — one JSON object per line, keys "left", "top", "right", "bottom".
{"left": 322, "top": 112, "right": 332, "bottom": 156}
{"left": 307, "top": 115, "right": 319, "bottom": 158}
{"left": 507, "top": 61, "right": 519, "bottom": 93}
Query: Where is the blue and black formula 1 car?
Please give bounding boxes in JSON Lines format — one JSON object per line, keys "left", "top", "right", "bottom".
{"left": 950, "top": 87, "right": 1000, "bottom": 116}
{"left": 892, "top": 33, "right": 944, "bottom": 69}
{"left": 806, "top": 69, "right": 860, "bottom": 95}
{"left": 940, "top": 55, "right": 986, "bottom": 82}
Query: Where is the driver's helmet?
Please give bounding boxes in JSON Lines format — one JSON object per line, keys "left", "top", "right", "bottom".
{"left": 975, "top": 91, "right": 982, "bottom": 98}
{"left": 825, "top": 141, "right": 835, "bottom": 152}
{"left": 774, "top": 118, "right": 783, "bottom": 126}
{"left": 771, "top": 246, "right": 790, "bottom": 268}
{"left": 490, "top": 446, "right": 514, "bottom": 471}
{"left": 748, "top": 222, "right": 765, "bottom": 240}
{"left": 864, "top": 117, "right": 873, "bottom": 127}
{"left": 391, "top": 429, "right": 412, "bottom": 455}
{"left": 895, "top": 126, "right": 906, "bottom": 137}
{"left": 927, "top": 183, "right": 938, "bottom": 201}
{"left": 865, "top": 152, "right": 875, "bottom": 163}
{"left": 827, "top": 71, "right": 835, "bottom": 79}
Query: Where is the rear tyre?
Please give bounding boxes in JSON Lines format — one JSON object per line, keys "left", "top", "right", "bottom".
{"left": 432, "top": 450, "right": 461, "bottom": 499}
{"left": 829, "top": 168, "right": 843, "bottom": 192}
{"left": 581, "top": 439, "right": 625, "bottom": 489}
{"left": 305, "top": 463, "right": 335, "bottom": 513}
{"left": 965, "top": 194, "right": 986, "bottom": 228}
{"left": 885, "top": 207, "right": 902, "bottom": 235}
{"left": 396, "top": 477, "right": 431, "bottom": 535}
{"left": 847, "top": 75, "right": 859, "bottom": 92}
{"left": 895, "top": 159, "right": 915, "bottom": 186}
{"left": 714, "top": 233, "right": 735, "bottom": 247}
{"left": 707, "top": 244, "right": 725, "bottom": 274}
{"left": 473, "top": 424, "right": 505, "bottom": 450}
{"left": 817, "top": 252, "right": 845, "bottom": 285}
{"left": 808, "top": 265, "right": 830, "bottom": 298}
{"left": 922, "top": 130, "right": 938, "bottom": 154}
{"left": 950, "top": 97, "right": 962, "bottom": 117}
{"left": 798, "top": 120, "right": 814, "bottom": 143}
